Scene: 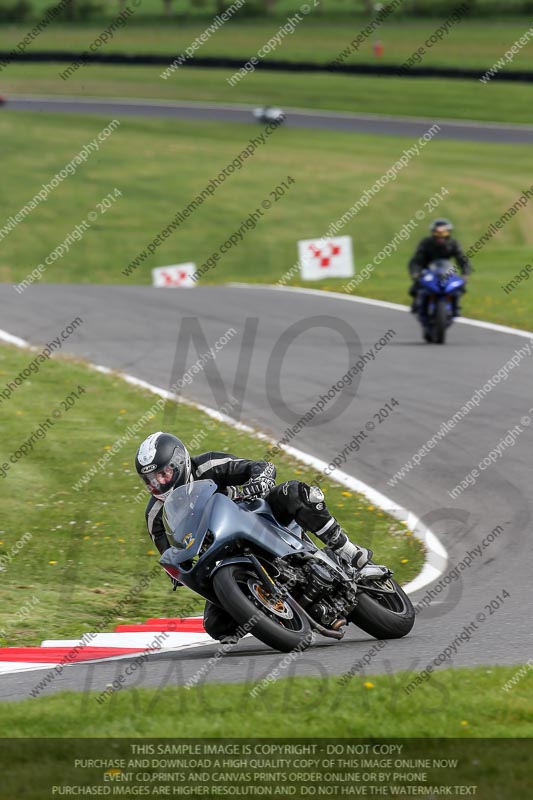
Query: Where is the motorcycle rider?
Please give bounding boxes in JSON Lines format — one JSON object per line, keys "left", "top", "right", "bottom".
{"left": 135, "top": 431, "right": 372, "bottom": 642}
{"left": 408, "top": 218, "right": 471, "bottom": 313}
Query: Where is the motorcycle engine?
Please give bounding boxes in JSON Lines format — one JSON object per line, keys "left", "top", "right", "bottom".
{"left": 301, "top": 562, "right": 338, "bottom": 625}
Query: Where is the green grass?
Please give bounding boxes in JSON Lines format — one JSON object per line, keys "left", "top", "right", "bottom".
{"left": 2, "top": 666, "right": 532, "bottom": 737}
{"left": 3, "top": 60, "right": 533, "bottom": 124}
{"left": 2, "top": 665, "right": 532, "bottom": 793}
{"left": 0, "top": 342, "right": 423, "bottom": 646}
{"left": 1, "top": 111, "right": 532, "bottom": 330}
{"left": 1, "top": 668, "right": 532, "bottom": 791}
{"left": 16, "top": 0, "right": 533, "bottom": 16}
{"left": 2, "top": 16, "right": 533, "bottom": 70}
{"left": 15, "top": 0, "right": 533, "bottom": 16}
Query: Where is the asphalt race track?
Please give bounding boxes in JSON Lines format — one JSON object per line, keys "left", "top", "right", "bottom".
{"left": 5, "top": 95, "right": 533, "bottom": 144}
{"left": 0, "top": 284, "right": 531, "bottom": 701}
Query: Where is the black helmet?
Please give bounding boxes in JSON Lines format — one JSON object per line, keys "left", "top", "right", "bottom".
{"left": 430, "top": 218, "right": 453, "bottom": 237}
{"left": 135, "top": 432, "right": 191, "bottom": 500}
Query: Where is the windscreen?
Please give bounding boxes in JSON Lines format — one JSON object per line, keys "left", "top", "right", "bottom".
{"left": 431, "top": 259, "right": 454, "bottom": 275}
{"left": 162, "top": 479, "right": 217, "bottom": 547}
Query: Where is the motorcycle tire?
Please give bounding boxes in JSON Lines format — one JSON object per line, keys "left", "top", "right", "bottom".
{"left": 348, "top": 577, "right": 415, "bottom": 639}
{"left": 432, "top": 298, "right": 448, "bottom": 344}
{"left": 213, "top": 564, "right": 312, "bottom": 653}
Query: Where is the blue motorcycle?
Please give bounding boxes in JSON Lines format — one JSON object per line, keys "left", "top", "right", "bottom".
{"left": 416, "top": 259, "right": 465, "bottom": 344}
{"left": 160, "top": 480, "right": 414, "bottom": 653}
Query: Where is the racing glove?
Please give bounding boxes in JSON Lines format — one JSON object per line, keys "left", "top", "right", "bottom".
{"left": 239, "top": 479, "right": 274, "bottom": 499}
{"left": 241, "top": 463, "right": 276, "bottom": 497}
{"left": 225, "top": 483, "right": 272, "bottom": 500}
{"left": 231, "top": 463, "right": 276, "bottom": 499}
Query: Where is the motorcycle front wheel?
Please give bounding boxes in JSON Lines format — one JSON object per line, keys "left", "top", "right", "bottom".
{"left": 213, "top": 564, "right": 312, "bottom": 653}
{"left": 432, "top": 298, "right": 448, "bottom": 344}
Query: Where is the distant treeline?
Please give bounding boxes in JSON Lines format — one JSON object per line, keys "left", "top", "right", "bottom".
{"left": 0, "top": 0, "right": 528, "bottom": 23}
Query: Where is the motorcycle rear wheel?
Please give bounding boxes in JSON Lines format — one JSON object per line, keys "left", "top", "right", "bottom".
{"left": 348, "top": 577, "right": 415, "bottom": 639}
{"left": 213, "top": 564, "right": 312, "bottom": 653}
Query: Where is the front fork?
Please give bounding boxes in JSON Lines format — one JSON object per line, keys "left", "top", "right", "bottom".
{"left": 419, "top": 293, "right": 457, "bottom": 325}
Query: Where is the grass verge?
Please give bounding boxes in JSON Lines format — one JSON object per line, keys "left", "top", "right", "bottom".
{"left": 2, "top": 62, "right": 533, "bottom": 124}
{"left": 0, "top": 341, "right": 423, "bottom": 646}
{"left": 1, "top": 666, "right": 532, "bottom": 736}
{"left": 1, "top": 112, "right": 532, "bottom": 330}
{"left": 1, "top": 17, "right": 533, "bottom": 70}
{"left": 1, "top": 667, "right": 531, "bottom": 794}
